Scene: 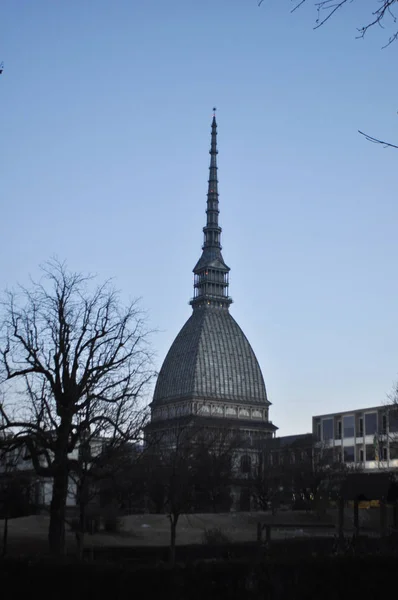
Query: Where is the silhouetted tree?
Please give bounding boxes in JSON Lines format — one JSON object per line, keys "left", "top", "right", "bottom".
{"left": 190, "top": 429, "right": 242, "bottom": 512}
{"left": 147, "top": 420, "right": 240, "bottom": 564}
{"left": 71, "top": 433, "right": 146, "bottom": 558}
{"left": 152, "top": 423, "right": 197, "bottom": 565}
{"left": 251, "top": 437, "right": 358, "bottom": 513}
{"left": 0, "top": 260, "right": 154, "bottom": 555}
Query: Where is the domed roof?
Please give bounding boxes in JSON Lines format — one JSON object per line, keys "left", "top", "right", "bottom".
{"left": 153, "top": 305, "right": 269, "bottom": 406}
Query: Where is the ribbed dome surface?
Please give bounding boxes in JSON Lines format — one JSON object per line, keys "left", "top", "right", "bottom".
{"left": 153, "top": 306, "right": 268, "bottom": 405}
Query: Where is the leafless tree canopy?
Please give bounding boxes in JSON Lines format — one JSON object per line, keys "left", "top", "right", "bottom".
{"left": 0, "top": 260, "right": 155, "bottom": 553}
{"left": 258, "top": 1, "right": 398, "bottom": 149}
{"left": 259, "top": 0, "right": 398, "bottom": 46}
{"left": 0, "top": 260, "right": 153, "bottom": 443}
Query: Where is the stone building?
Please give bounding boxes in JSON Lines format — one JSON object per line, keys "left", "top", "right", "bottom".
{"left": 145, "top": 112, "right": 277, "bottom": 507}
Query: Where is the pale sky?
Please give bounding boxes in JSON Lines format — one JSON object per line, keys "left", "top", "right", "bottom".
{"left": 1, "top": 1, "right": 398, "bottom": 435}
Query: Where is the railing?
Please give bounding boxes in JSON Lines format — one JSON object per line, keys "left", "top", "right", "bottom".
{"left": 190, "top": 294, "right": 233, "bottom": 304}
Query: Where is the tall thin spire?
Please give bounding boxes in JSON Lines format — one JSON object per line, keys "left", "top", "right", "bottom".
{"left": 190, "top": 110, "right": 232, "bottom": 309}
{"left": 203, "top": 108, "right": 220, "bottom": 250}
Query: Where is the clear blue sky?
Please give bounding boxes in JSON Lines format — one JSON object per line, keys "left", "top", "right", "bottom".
{"left": 1, "top": 1, "right": 398, "bottom": 435}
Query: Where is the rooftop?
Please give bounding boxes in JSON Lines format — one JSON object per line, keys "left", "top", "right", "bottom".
{"left": 153, "top": 304, "right": 269, "bottom": 406}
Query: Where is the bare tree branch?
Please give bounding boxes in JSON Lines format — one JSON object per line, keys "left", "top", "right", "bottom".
{"left": 259, "top": 1, "right": 398, "bottom": 46}
{"left": 358, "top": 129, "right": 398, "bottom": 149}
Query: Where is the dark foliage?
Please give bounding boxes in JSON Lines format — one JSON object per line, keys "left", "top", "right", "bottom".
{"left": 2, "top": 552, "right": 398, "bottom": 600}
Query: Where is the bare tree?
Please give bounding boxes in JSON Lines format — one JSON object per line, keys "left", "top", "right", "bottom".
{"left": 0, "top": 260, "right": 154, "bottom": 555}
{"left": 190, "top": 429, "right": 241, "bottom": 513}
{"left": 69, "top": 413, "right": 148, "bottom": 559}
{"left": 151, "top": 421, "right": 199, "bottom": 565}
{"left": 251, "top": 436, "right": 360, "bottom": 514}
{"left": 147, "top": 417, "right": 241, "bottom": 565}
{"left": 259, "top": 0, "right": 398, "bottom": 149}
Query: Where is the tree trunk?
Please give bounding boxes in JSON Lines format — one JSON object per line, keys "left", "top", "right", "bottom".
{"left": 76, "top": 478, "right": 88, "bottom": 560}
{"left": 76, "top": 503, "right": 86, "bottom": 561}
{"left": 2, "top": 516, "right": 8, "bottom": 557}
{"left": 169, "top": 514, "right": 178, "bottom": 566}
{"left": 380, "top": 499, "right": 387, "bottom": 538}
{"left": 353, "top": 499, "right": 359, "bottom": 538}
{"left": 49, "top": 468, "right": 69, "bottom": 555}
{"left": 337, "top": 495, "right": 344, "bottom": 541}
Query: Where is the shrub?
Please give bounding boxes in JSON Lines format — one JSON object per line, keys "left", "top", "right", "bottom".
{"left": 68, "top": 515, "right": 101, "bottom": 534}
{"left": 103, "top": 515, "right": 122, "bottom": 533}
{"left": 202, "top": 527, "right": 231, "bottom": 545}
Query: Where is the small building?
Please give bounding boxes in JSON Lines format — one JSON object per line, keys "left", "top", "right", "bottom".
{"left": 254, "top": 434, "right": 315, "bottom": 507}
{"left": 261, "top": 433, "right": 314, "bottom": 468}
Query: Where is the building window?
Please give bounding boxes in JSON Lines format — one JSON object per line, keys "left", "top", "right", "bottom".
{"left": 382, "top": 415, "right": 387, "bottom": 435}
{"left": 316, "top": 422, "right": 321, "bottom": 440}
{"left": 240, "top": 455, "right": 252, "bottom": 474}
{"left": 359, "top": 448, "right": 364, "bottom": 462}
{"left": 365, "top": 444, "right": 375, "bottom": 461}
{"left": 337, "top": 420, "right": 342, "bottom": 440}
{"left": 343, "top": 415, "right": 355, "bottom": 438}
{"left": 389, "top": 410, "right": 398, "bottom": 433}
{"left": 344, "top": 446, "right": 355, "bottom": 463}
{"left": 358, "top": 417, "right": 364, "bottom": 437}
{"left": 390, "top": 445, "right": 398, "bottom": 460}
{"left": 322, "top": 418, "right": 333, "bottom": 440}
{"left": 365, "top": 413, "right": 377, "bottom": 436}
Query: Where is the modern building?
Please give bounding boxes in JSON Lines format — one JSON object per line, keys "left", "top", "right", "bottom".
{"left": 313, "top": 405, "right": 398, "bottom": 471}
{"left": 145, "top": 111, "right": 277, "bottom": 472}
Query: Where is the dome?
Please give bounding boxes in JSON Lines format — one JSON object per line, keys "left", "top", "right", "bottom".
{"left": 153, "top": 305, "right": 269, "bottom": 406}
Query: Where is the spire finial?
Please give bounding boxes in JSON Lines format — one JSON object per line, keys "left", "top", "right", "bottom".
{"left": 190, "top": 112, "right": 232, "bottom": 309}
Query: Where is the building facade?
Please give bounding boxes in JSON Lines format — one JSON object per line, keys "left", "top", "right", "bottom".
{"left": 0, "top": 441, "right": 78, "bottom": 509}
{"left": 262, "top": 433, "right": 314, "bottom": 469}
{"left": 313, "top": 405, "right": 398, "bottom": 471}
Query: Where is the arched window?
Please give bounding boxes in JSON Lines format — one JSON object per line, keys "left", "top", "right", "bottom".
{"left": 240, "top": 454, "right": 252, "bottom": 474}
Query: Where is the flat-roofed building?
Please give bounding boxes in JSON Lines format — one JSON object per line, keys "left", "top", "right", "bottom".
{"left": 313, "top": 405, "right": 398, "bottom": 471}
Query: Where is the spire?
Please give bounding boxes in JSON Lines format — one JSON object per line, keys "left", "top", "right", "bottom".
{"left": 204, "top": 108, "right": 220, "bottom": 248}
{"left": 190, "top": 110, "right": 232, "bottom": 309}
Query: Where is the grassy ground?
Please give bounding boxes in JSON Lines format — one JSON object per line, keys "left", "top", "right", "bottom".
{"left": 0, "top": 508, "right": 387, "bottom": 555}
